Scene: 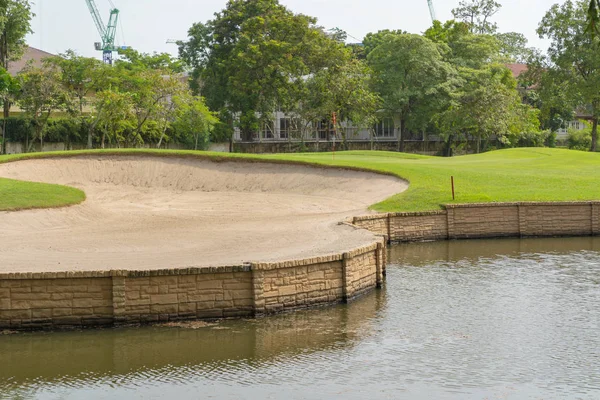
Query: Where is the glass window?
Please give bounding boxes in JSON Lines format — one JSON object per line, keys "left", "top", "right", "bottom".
{"left": 374, "top": 118, "right": 394, "bottom": 137}
{"left": 261, "top": 120, "right": 275, "bottom": 139}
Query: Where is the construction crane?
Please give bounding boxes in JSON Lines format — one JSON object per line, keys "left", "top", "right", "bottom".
{"left": 427, "top": 0, "right": 437, "bottom": 23}
{"left": 85, "top": 0, "right": 120, "bottom": 64}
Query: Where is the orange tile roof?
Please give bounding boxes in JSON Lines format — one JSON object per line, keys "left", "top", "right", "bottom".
{"left": 506, "top": 63, "right": 528, "bottom": 78}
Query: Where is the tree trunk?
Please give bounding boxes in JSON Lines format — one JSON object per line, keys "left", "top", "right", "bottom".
{"left": 591, "top": 118, "right": 598, "bottom": 152}
{"left": 393, "top": 116, "right": 402, "bottom": 152}
{"left": 444, "top": 134, "right": 454, "bottom": 157}
{"left": 400, "top": 123, "right": 406, "bottom": 153}
{"left": 1, "top": 115, "right": 6, "bottom": 155}
{"left": 2, "top": 101, "right": 9, "bottom": 154}
{"left": 157, "top": 123, "right": 168, "bottom": 149}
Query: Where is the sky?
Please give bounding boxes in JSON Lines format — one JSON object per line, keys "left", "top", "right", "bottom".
{"left": 28, "top": 0, "right": 565, "bottom": 60}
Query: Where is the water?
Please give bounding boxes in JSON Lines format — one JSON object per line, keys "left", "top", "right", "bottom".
{"left": 1, "top": 237, "right": 600, "bottom": 399}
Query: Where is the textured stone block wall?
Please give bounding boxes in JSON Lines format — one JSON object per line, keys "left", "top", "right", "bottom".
{"left": 0, "top": 242, "right": 384, "bottom": 330}
{"left": 121, "top": 271, "right": 254, "bottom": 324}
{"left": 253, "top": 258, "right": 344, "bottom": 315}
{"left": 353, "top": 201, "right": 600, "bottom": 243}
{"left": 352, "top": 215, "right": 389, "bottom": 238}
{"left": 519, "top": 203, "right": 595, "bottom": 237}
{"left": 447, "top": 204, "right": 519, "bottom": 239}
{"left": 389, "top": 212, "right": 448, "bottom": 241}
{"left": 0, "top": 276, "right": 112, "bottom": 330}
{"left": 344, "top": 246, "right": 378, "bottom": 300}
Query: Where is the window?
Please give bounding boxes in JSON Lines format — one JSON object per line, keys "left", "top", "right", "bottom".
{"left": 374, "top": 118, "right": 394, "bottom": 137}
{"left": 315, "top": 119, "right": 333, "bottom": 140}
{"left": 261, "top": 120, "right": 275, "bottom": 139}
{"left": 279, "top": 118, "right": 300, "bottom": 139}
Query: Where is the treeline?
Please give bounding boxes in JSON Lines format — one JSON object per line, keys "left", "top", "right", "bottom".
{"left": 0, "top": 49, "right": 218, "bottom": 154}
{"left": 0, "top": 0, "right": 596, "bottom": 154}
{"left": 175, "top": 0, "right": 561, "bottom": 155}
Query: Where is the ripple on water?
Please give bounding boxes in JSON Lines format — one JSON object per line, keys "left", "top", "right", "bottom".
{"left": 1, "top": 238, "right": 600, "bottom": 399}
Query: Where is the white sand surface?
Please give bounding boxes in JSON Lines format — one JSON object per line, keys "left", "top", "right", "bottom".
{"left": 0, "top": 156, "right": 407, "bottom": 273}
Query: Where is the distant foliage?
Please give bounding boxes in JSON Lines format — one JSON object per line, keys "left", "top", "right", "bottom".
{"left": 567, "top": 123, "right": 592, "bottom": 150}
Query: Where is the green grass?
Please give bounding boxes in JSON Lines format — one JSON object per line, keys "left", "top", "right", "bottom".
{"left": 0, "top": 177, "right": 85, "bottom": 211}
{"left": 1, "top": 147, "right": 600, "bottom": 212}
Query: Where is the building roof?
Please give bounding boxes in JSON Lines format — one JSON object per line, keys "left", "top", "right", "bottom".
{"left": 7, "top": 46, "right": 55, "bottom": 76}
{"left": 506, "top": 63, "right": 528, "bottom": 79}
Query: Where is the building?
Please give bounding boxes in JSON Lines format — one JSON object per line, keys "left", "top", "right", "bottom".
{"left": 7, "top": 46, "right": 54, "bottom": 76}
{"left": 507, "top": 63, "right": 587, "bottom": 140}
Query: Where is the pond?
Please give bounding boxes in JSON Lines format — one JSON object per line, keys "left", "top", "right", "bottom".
{"left": 1, "top": 237, "right": 599, "bottom": 399}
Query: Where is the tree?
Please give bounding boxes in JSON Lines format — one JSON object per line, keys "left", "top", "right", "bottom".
{"left": 437, "top": 64, "right": 536, "bottom": 154}
{"left": 171, "top": 93, "right": 218, "bottom": 150}
{"left": 0, "top": 66, "right": 17, "bottom": 154}
{"left": 452, "top": 0, "right": 501, "bottom": 34}
{"left": 92, "top": 89, "right": 136, "bottom": 148}
{"left": 178, "top": 0, "right": 344, "bottom": 141}
{"left": 116, "top": 48, "right": 183, "bottom": 73}
{"left": 116, "top": 66, "right": 186, "bottom": 144}
{"left": 586, "top": 0, "right": 600, "bottom": 36}
{"left": 16, "top": 64, "right": 69, "bottom": 151}
{"left": 45, "top": 51, "right": 109, "bottom": 148}
{"left": 538, "top": 0, "right": 600, "bottom": 151}
{"left": 368, "top": 33, "right": 455, "bottom": 152}
{"left": 0, "top": 0, "right": 33, "bottom": 143}
{"left": 425, "top": 20, "right": 500, "bottom": 69}
{"left": 362, "top": 29, "right": 406, "bottom": 58}
{"left": 495, "top": 32, "right": 533, "bottom": 63}
{"left": 304, "top": 57, "right": 380, "bottom": 148}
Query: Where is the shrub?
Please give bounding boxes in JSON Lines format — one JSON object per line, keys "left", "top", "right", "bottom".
{"left": 567, "top": 122, "right": 592, "bottom": 151}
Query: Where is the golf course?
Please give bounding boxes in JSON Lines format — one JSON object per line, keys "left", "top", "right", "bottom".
{"left": 1, "top": 147, "right": 599, "bottom": 212}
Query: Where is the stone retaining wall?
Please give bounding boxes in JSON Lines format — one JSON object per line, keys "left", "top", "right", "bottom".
{"left": 353, "top": 202, "right": 600, "bottom": 242}
{"left": 0, "top": 241, "right": 384, "bottom": 330}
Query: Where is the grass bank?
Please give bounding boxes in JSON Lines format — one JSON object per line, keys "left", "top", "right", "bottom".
{"left": 0, "top": 148, "right": 599, "bottom": 212}
{"left": 0, "top": 178, "right": 85, "bottom": 211}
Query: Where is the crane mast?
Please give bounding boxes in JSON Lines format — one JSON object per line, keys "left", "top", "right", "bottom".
{"left": 427, "top": 0, "right": 436, "bottom": 22}
{"left": 84, "top": 0, "right": 120, "bottom": 64}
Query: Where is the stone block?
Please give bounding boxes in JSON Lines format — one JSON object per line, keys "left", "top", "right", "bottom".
{"left": 151, "top": 304, "right": 178, "bottom": 314}
{"left": 150, "top": 294, "right": 178, "bottom": 305}
{"left": 0, "top": 299, "right": 10, "bottom": 310}
{"left": 52, "top": 308, "right": 73, "bottom": 317}
{"left": 179, "top": 302, "right": 197, "bottom": 314}
{"left": 0, "top": 309, "right": 31, "bottom": 319}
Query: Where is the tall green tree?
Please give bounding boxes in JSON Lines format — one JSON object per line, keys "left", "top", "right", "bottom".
{"left": 587, "top": 0, "right": 600, "bottom": 36}
{"left": 0, "top": 0, "right": 33, "bottom": 145}
{"left": 92, "top": 89, "right": 135, "bottom": 148}
{"left": 304, "top": 57, "right": 380, "bottom": 148}
{"left": 437, "top": 64, "right": 536, "bottom": 154}
{"left": 538, "top": 0, "right": 600, "bottom": 151}
{"left": 171, "top": 93, "right": 218, "bottom": 150}
{"left": 16, "top": 64, "right": 69, "bottom": 151}
{"left": 0, "top": 66, "right": 16, "bottom": 154}
{"left": 495, "top": 32, "right": 533, "bottom": 63}
{"left": 368, "top": 33, "right": 455, "bottom": 152}
{"left": 45, "top": 51, "right": 110, "bottom": 148}
{"left": 178, "top": 0, "right": 344, "bottom": 141}
{"left": 452, "top": 0, "right": 501, "bottom": 34}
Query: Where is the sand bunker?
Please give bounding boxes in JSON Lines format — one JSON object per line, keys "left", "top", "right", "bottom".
{"left": 0, "top": 156, "right": 407, "bottom": 273}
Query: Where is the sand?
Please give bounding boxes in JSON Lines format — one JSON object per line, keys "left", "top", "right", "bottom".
{"left": 0, "top": 156, "right": 407, "bottom": 273}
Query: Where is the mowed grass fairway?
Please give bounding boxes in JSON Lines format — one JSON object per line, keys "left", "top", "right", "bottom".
{"left": 0, "top": 147, "right": 598, "bottom": 212}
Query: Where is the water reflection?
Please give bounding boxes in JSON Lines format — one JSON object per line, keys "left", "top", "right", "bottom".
{"left": 389, "top": 235, "right": 600, "bottom": 265}
{"left": 0, "top": 289, "right": 384, "bottom": 398}
{"left": 1, "top": 238, "right": 600, "bottom": 399}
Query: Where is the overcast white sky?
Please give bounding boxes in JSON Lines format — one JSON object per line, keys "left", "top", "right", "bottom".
{"left": 28, "top": 0, "right": 564, "bottom": 60}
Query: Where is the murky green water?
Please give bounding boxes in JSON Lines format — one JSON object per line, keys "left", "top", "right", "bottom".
{"left": 2, "top": 237, "right": 600, "bottom": 399}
